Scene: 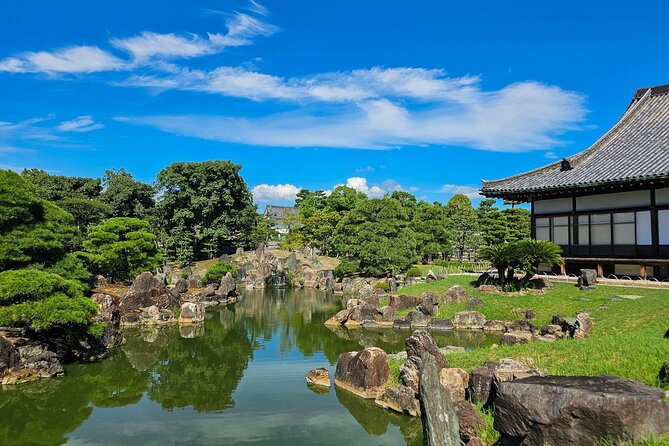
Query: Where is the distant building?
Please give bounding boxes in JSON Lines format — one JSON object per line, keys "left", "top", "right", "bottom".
{"left": 263, "top": 205, "right": 299, "bottom": 241}
{"left": 481, "top": 84, "right": 669, "bottom": 279}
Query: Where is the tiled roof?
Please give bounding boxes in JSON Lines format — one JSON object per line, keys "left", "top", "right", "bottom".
{"left": 481, "top": 84, "right": 669, "bottom": 198}
{"left": 264, "top": 205, "right": 299, "bottom": 221}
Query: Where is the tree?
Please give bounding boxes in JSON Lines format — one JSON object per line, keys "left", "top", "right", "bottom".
{"left": 100, "top": 168, "right": 154, "bottom": 219}
{"left": 324, "top": 185, "right": 366, "bottom": 213}
{"left": 80, "top": 217, "right": 163, "bottom": 282}
{"left": 294, "top": 189, "right": 327, "bottom": 219}
{"left": 155, "top": 161, "right": 257, "bottom": 260}
{"left": 445, "top": 194, "right": 480, "bottom": 261}
{"left": 296, "top": 209, "right": 341, "bottom": 255}
{"left": 477, "top": 199, "right": 508, "bottom": 247}
{"left": 516, "top": 239, "right": 563, "bottom": 281}
{"left": 332, "top": 197, "right": 417, "bottom": 276}
{"left": 411, "top": 201, "right": 451, "bottom": 263}
{"left": 502, "top": 207, "right": 531, "bottom": 243}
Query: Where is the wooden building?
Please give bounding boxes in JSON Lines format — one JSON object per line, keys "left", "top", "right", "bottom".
{"left": 481, "top": 84, "right": 669, "bottom": 279}
{"left": 263, "top": 205, "right": 299, "bottom": 241}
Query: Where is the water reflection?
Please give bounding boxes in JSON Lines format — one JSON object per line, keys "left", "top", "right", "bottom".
{"left": 0, "top": 289, "right": 500, "bottom": 446}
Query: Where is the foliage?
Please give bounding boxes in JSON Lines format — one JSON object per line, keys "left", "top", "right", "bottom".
{"left": 100, "top": 168, "right": 154, "bottom": 219}
{"left": 201, "top": 261, "right": 237, "bottom": 285}
{"left": 333, "top": 258, "right": 360, "bottom": 278}
{"left": 480, "top": 239, "right": 563, "bottom": 287}
{"left": 80, "top": 217, "right": 163, "bottom": 282}
{"left": 0, "top": 170, "right": 79, "bottom": 269}
{"left": 42, "top": 253, "right": 91, "bottom": 285}
{"left": 155, "top": 161, "right": 257, "bottom": 261}
{"left": 294, "top": 189, "right": 327, "bottom": 218}
{"left": 0, "top": 269, "right": 85, "bottom": 305}
{"left": 478, "top": 199, "right": 531, "bottom": 247}
{"left": 406, "top": 267, "right": 422, "bottom": 277}
{"left": 445, "top": 194, "right": 480, "bottom": 261}
{"left": 411, "top": 200, "right": 451, "bottom": 262}
{"left": 248, "top": 217, "right": 278, "bottom": 247}
{"left": 373, "top": 281, "right": 390, "bottom": 291}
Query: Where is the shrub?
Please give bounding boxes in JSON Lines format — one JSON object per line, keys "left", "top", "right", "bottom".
{"left": 0, "top": 269, "right": 85, "bottom": 305}
{"left": 373, "top": 281, "right": 390, "bottom": 291}
{"left": 201, "top": 261, "right": 237, "bottom": 285}
{"left": 334, "top": 258, "right": 360, "bottom": 278}
{"left": 406, "top": 267, "right": 422, "bottom": 277}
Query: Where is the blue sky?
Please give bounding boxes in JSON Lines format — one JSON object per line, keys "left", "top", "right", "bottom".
{"left": 2, "top": 0, "right": 668, "bottom": 208}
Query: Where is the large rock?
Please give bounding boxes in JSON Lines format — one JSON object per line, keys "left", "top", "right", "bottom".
{"left": 121, "top": 305, "right": 176, "bottom": 326}
{"left": 406, "top": 310, "right": 430, "bottom": 327}
{"left": 428, "top": 318, "right": 454, "bottom": 331}
{"left": 439, "top": 367, "right": 469, "bottom": 402}
{"left": 373, "top": 306, "right": 396, "bottom": 325}
{"left": 559, "top": 312, "right": 594, "bottom": 339}
{"left": 419, "top": 354, "right": 460, "bottom": 446}
{"left": 483, "top": 320, "right": 508, "bottom": 331}
{"left": 443, "top": 285, "right": 468, "bottom": 304}
{"left": 324, "top": 271, "right": 335, "bottom": 293}
{"left": 400, "top": 360, "right": 420, "bottom": 395}
{"left": 0, "top": 335, "right": 19, "bottom": 375}
{"left": 94, "top": 275, "right": 109, "bottom": 288}
{"left": 578, "top": 268, "right": 597, "bottom": 290}
{"left": 334, "top": 347, "right": 390, "bottom": 398}
{"left": 405, "top": 330, "right": 448, "bottom": 371}
{"left": 426, "top": 269, "right": 438, "bottom": 282}
{"left": 174, "top": 278, "right": 188, "bottom": 294}
{"left": 324, "top": 309, "right": 351, "bottom": 326}
{"left": 375, "top": 385, "right": 420, "bottom": 416}
{"left": 388, "top": 294, "right": 422, "bottom": 310}
{"left": 494, "top": 375, "right": 669, "bottom": 445}
{"left": 120, "top": 272, "right": 179, "bottom": 312}
{"left": 91, "top": 293, "right": 123, "bottom": 349}
{"left": 453, "top": 311, "right": 487, "bottom": 330}
{"left": 418, "top": 292, "right": 439, "bottom": 316}
{"left": 218, "top": 272, "right": 237, "bottom": 298}
{"left": 186, "top": 274, "right": 201, "bottom": 289}
{"left": 179, "top": 302, "right": 205, "bottom": 324}
{"left": 306, "top": 368, "right": 331, "bottom": 388}
{"left": 387, "top": 277, "right": 398, "bottom": 293}
{"left": 454, "top": 400, "right": 486, "bottom": 444}
{"left": 468, "top": 360, "right": 498, "bottom": 405}
{"left": 1, "top": 336, "right": 64, "bottom": 384}
{"left": 500, "top": 332, "right": 533, "bottom": 345}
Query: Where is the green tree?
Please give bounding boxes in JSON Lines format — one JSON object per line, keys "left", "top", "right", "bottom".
{"left": 297, "top": 209, "right": 341, "bottom": 255}
{"left": 332, "top": 197, "right": 417, "bottom": 276}
{"left": 411, "top": 201, "right": 451, "bottom": 263}
{"left": 516, "top": 239, "right": 563, "bottom": 281}
{"left": 100, "top": 168, "right": 154, "bottom": 219}
{"left": 502, "top": 207, "right": 531, "bottom": 243}
{"left": 154, "top": 161, "right": 257, "bottom": 260}
{"left": 294, "top": 189, "right": 327, "bottom": 219}
{"left": 324, "top": 186, "right": 367, "bottom": 213}
{"left": 445, "top": 194, "right": 481, "bottom": 261}
{"left": 477, "top": 199, "right": 508, "bottom": 246}
{"left": 81, "top": 217, "right": 162, "bottom": 282}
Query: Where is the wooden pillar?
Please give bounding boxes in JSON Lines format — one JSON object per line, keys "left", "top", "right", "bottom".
{"left": 596, "top": 263, "right": 604, "bottom": 277}
{"left": 640, "top": 264, "right": 647, "bottom": 280}
{"left": 560, "top": 263, "right": 566, "bottom": 275}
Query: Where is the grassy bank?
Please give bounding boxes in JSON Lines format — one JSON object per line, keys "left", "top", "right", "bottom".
{"left": 396, "top": 276, "right": 669, "bottom": 389}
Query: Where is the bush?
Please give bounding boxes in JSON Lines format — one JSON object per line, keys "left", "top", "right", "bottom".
{"left": 334, "top": 258, "right": 360, "bottom": 278}
{"left": 373, "top": 281, "right": 390, "bottom": 291}
{"left": 0, "top": 269, "right": 85, "bottom": 305}
{"left": 201, "top": 261, "right": 237, "bottom": 285}
{"left": 406, "top": 267, "right": 422, "bottom": 277}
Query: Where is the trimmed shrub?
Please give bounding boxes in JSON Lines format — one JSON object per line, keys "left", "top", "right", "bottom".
{"left": 406, "top": 267, "right": 422, "bottom": 277}
{"left": 201, "top": 261, "right": 237, "bottom": 285}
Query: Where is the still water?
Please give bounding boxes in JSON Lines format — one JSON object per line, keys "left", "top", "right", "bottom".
{"left": 0, "top": 289, "right": 498, "bottom": 446}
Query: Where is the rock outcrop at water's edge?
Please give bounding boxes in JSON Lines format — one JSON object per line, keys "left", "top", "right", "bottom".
{"left": 334, "top": 347, "right": 390, "bottom": 398}
{"left": 307, "top": 368, "right": 331, "bottom": 388}
{"left": 419, "top": 354, "right": 460, "bottom": 446}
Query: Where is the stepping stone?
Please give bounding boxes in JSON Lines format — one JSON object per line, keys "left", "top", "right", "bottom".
{"left": 616, "top": 294, "right": 643, "bottom": 300}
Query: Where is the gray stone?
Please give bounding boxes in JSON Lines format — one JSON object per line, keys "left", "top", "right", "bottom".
{"left": 400, "top": 360, "right": 420, "bottom": 395}
{"left": 373, "top": 306, "right": 395, "bottom": 324}
{"left": 393, "top": 318, "right": 412, "bottom": 330}
{"left": 465, "top": 298, "right": 485, "bottom": 310}
{"left": 186, "top": 274, "right": 201, "bottom": 289}
{"left": 444, "top": 285, "right": 468, "bottom": 304}
{"left": 218, "top": 272, "right": 237, "bottom": 297}
{"left": 483, "top": 320, "right": 508, "bottom": 331}
{"left": 388, "top": 294, "right": 422, "bottom": 310}
{"left": 454, "top": 400, "right": 486, "bottom": 444}
{"left": 120, "top": 272, "right": 179, "bottom": 312}
{"left": 375, "top": 385, "right": 420, "bottom": 416}
{"left": 324, "top": 271, "right": 335, "bottom": 293}
{"left": 453, "top": 311, "right": 487, "bottom": 330}
{"left": 418, "top": 292, "right": 439, "bottom": 316}
{"left": 179, "top": 302, "right": 205, "bottom": 324}
{"left": 427, "top": 318, "right": 454, "bottom": 331}
{"left": 426, "top": 269, "right": 438, "bottom": 282}
{"left": 559, "top": 312, "right": 593, "bottom": 339}
{"left": 578, "top": 268, "right": 598, "bottom": 290}
{"left": 508, "top": 319, "right": 537, "bottom": 334}
{"left": 334, "top": 347, "right": 390, "bottom": 398}
{"left": 468, "top": 360, "right": 498, "bottom": 406}
{"left": 306, "top": 367, "right": 331, "bottom": 387}
{"left": 387, "top": 277, "right": 398, "bottom": 293}
{"left": 174, "top": 278, "right": 188, "bottom": 294}
{"left": 405, "top": 330, "right": 448, "bottom": 371}
{"left": 406, "top": 310, "right": 430, "bottom": 327}
{"left": 494, "top": 375, "right": 669, "bottom": 445}
{"left": 0, "top": 335, "right": 19, "bottom": 375}
{"left": 94, "top": 275, "right": 109, "bottom": 288}
{"left": 500, "top": 332, "right": 533, "bottom": 345}
{"left": 419, "top": 355, "right": 460, "bottom": 446}
{"left": 91, "top": 293, "right": 123, "bottom": 349}
{"left": 200, "top": 283, "right": 216, "bottom": 298}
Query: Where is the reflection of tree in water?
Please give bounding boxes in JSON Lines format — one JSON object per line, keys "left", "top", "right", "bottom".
{"left": 147, "top": 319, "right": 254, "bottom": 412}
{"left": 335, "top": 386, "right": 423, "bottom": 445}
{"left": 0, "top": 350, "right": 150, "bottom": 446}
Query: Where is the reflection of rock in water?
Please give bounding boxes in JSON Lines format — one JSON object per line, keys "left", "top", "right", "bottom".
{"left": 179, "top": 323, "right": 205, "bottom": 338}
{"left": 335, "top": 386, "right": 423, "bottom": 444}
{"left": 306, "top": 382, "right": 330, "bottom": 394}
{"left": 122, "top": 326, "right": 176, "bottom": 372}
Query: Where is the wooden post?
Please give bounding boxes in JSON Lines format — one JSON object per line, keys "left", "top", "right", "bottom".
{"left": 596, "top": 263, "right": 603, "bottom": 277}
{"left": 560, "top": 263, "right": 566, "bottom": 275}
{"left": 640, "top": 264, "right": 647, "bottom": 280}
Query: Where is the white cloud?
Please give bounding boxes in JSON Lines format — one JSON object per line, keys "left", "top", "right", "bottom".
{"left": 341, "top": 177, "right": 386, "bottom": 198}
{"left": 111, "top": 32, "right": 215, "bottom": 60}
{"left": 0, "top": 46, "right": 126, "bottom": 73}
{"left": 544, "top": 151, "right": 559, "bottom": 159}
{"left": 439, "top": 184, "right": 482, "bottom": 199}
{"left": 57, "top": 115, "right": 104, "bottom": 132}
{"left": 251, "top": 183, "right": 301, "bottom": 202}
{"left": 208, "top": 11, "right": 278, "bottom": 47}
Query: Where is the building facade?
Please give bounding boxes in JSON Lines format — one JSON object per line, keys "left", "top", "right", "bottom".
{"left": 481, "top": 84, "right": 669, "bottom": 279}
{"left": 263, "top": 205, "right": 299, "bottom": 241}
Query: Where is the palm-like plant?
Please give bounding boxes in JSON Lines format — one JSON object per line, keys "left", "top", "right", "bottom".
{"left": 516, "top": 239, "right": 563, "bottom": 281}
{"left": 479, "top": 243, "right": 517, "bottom": 283}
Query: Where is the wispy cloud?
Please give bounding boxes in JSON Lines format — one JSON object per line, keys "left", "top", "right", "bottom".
{"left": 439, "top": 184, "right": 482, "bottom": 199}
{"left": 0, "top": 46, "right": 126, "bottom": 74}
{"left": 57, "top": 116, "right": 104, "bottom": 132}
{"left": 544, "top": 151, "right": 559, "bottom": 159}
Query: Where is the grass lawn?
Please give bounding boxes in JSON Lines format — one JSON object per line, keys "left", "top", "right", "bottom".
{"left": 396, "top": 276, "right": 669, "bottom": 389}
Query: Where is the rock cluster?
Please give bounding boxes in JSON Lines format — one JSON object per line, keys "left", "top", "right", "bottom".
{"left": 0, "top": 332, "right": 64, "bottom": 384}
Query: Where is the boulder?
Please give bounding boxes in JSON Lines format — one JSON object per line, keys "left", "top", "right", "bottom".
{"left": 529, "top": 277, "right": 552, "bottom": 290}
{"left": 428, "top": 318, "right": 454, "bottom": 331}
{"left": 182, "top": 266, "right": 193, "bottom": 277}
{"left": 121, "top": 305, "right": 176, "bottom": 326}
{"left": 179, "top": 302, "right": 205, "bottom": 324}
{"left": 373, "top": 306, "right": 395, "bottom": 325}
{"left": 578, "top": 268, "right": 598, "bottom": 290}
{"left": 406, "top": 310, "right": 430, "bottom": 327}
{"left": 478, "top": 284, "right": 498, "bottom": 293}
{"left": 444, "top": 285, "right": 469, "bottom": 304}
{"left": 524, "top": 309, "right": 536, "bottom": 320}
{"left": 419, "top": 355, "right": 460, "bottom": 446}
{"left": 94, "top": 275, "right": 109, "bottom": 288}
{"left": 306, "top": 367, "right": 331, "bottom": 387}
{"left": 465, "top": 438, "right": 485, "bottom": 446}
{"left": 324, "top": 271, "right": 335, "bottom": 293}
{"left": 508, "top": 319, "right": 537, "bottom": 334}
{"left": 235, "top": 247, "right": 244, "bottom": 256}
{"left": 0, "top": 335, "right": 19, "bottom": 375}
{"left": 334, "top": 347, "right": 390, "bottom": 398}
{"left": 468, "top": 360, "right": 499, "bottom": 406}
{"left": 483, "top": 320, "right": 508, "bottom": 331}
{"left": 494, "top": 358, "right": 545, "bottom": 384}
{"left": 418, "top": 292, "right": 440, "bottom": 316}
{"left": 348, "top": 307, "right": 377, "bottom": 325}
{"left": 388, "top": 294, "right": 422, "bottom": 310}
{"left": 494, "top": 375, "right": 669, "bottom": 445}
{"left": 540, "top": 324, "right": 564, "bottom": 338}
{"left": 218, "top": 272, "right": 237, "bottom": 297}
{"left": 324, "top": 309, "right": 350, "bottom": 326}
{"left": 186, "top": 274, "right": 201, "bottom": 289}
{"left": 387, "top": 277, "right": 398, "bottom": 293}
{"left": 426, "top": 269, "right": 438, "bottom": 282}
{"left": 400, "top": 360, "right": 420, "bottom": 395}
{"left": 200, "top": 283, "right": 216, "bottom": 298}
{"left": 559, "top": 312, "right": 593, "bottom": 339}
{"left": 375, "top": 385, "right": 420, "bottom": 416}
{"left": 466, "top": 298, "right": 485, "bottom": 310}
{"left": 120, "top": 272, "right": 179, "bottom": 312}
{"left": 453, "top": 311, "right": 487, "bottom": 330}
{"left": 405, "top": 330, "right": 448, "bottom": 371}
{"left": 500, "top": 332, "right": 533, "bottom": 345}
{"left": 174, "top": 278, "right": 188, "bottom": 294}
{"left": 455, "top": 400, "right": 486, "bottom": 444}
{"left": 91, "top": 293, "right": 123, "bottom": 349}
{"left": 1, "top": 337, "right": 64, "bottom": 384}
{"left": 439, "top": 367, "right": 469, "bottom": 402}
{"left": 393, "top": 318, "right": 412, "bottom": 330}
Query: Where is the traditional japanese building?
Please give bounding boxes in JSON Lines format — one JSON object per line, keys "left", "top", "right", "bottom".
{"left": 263, "top": 205, "right": 299, "bottom": 241}
{"left": 481, "top": 84, "right": 669, "bottom": 279}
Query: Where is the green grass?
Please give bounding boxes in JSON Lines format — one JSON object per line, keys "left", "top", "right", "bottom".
{"left": 397, "top": 276, "right": 669, "bottom": 389}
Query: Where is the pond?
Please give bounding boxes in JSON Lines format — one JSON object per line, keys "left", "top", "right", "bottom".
{"left": 0, "top": 289, "right": 500, "bottom": 446}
